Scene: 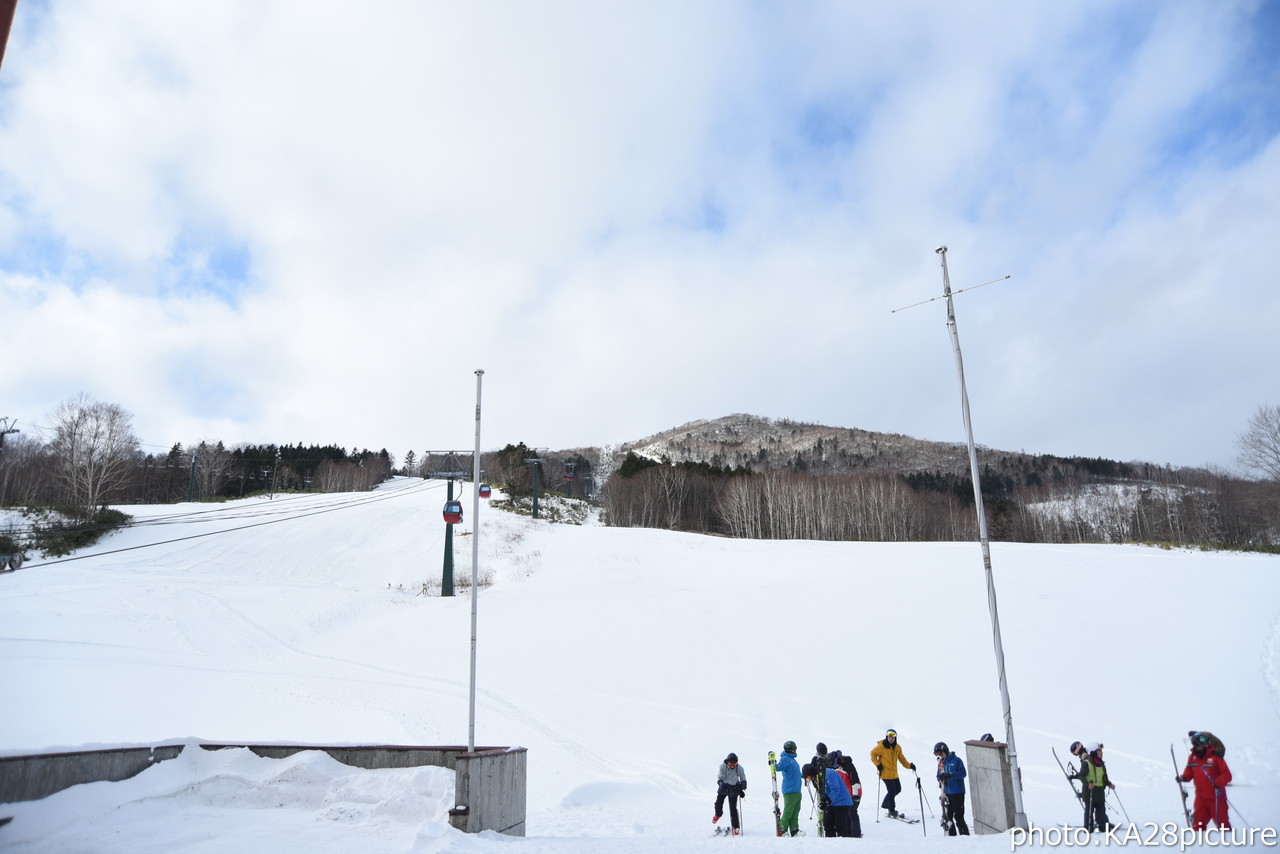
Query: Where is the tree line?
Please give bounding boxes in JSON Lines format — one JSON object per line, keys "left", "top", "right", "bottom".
{"left": 598, "top": 444, "right": 1279, "bottom": 549}
{"left": 0, "top": 394, "right": 392, "bottom": 519}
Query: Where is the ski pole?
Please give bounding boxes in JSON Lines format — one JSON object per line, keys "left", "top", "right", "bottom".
{"left": 917, "top": 769, "right": 934, "bottom": 817}
{"left": 914, "top": 769, "right": 927, "bottom": 837}
{"left": 1111, "top": 788, "right": 1132, "bottom": 825}
{"left": 1223, "top": 791, "right": 1251, "bottom": 828}
{"left": 875, "top": 775, "right": 881, "bottom": 823}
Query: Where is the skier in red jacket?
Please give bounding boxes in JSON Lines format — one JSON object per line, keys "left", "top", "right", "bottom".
{"left": 1178, "top": 732, "right": 1232, "bottom": 830}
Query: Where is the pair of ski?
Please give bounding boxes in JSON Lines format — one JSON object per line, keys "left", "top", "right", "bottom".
{"left": 939, "top": 791, "right": 956, "bottom": 835}
{"left": 769, "top": 751, "right": 783, "bottom": 836}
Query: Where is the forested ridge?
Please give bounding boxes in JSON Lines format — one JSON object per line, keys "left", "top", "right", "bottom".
{"left": 3, "top": 404, "right": 1276, "bottom": 550}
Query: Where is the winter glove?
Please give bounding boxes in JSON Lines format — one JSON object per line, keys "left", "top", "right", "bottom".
{"left": 876, "top": 763, "right": 884, "bottom": 774}
{"left": 910, "top": 763, "right": 917, "bottom": 771}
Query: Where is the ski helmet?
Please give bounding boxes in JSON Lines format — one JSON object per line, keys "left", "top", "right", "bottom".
{"left": 783, "top": 740, "right": 797, "bottom": 753}
{"left": 726, "top": 753, "right": 738, "bottom": 764}
{"left": 1069, "top": 741, "right": 1083, "bottom": 756}
{"left": 1085, "top": 742, "right": 1101, "bottom": 753}
{"left": 886, "top": 729, "right": 897, "bottom": 739}
{"left": 1191, "top": 732, "right": 1211, "bottom": 751}
{"left": 815, "top": 742, "right": 828, "bottom": 756}
{"left": 934, "top": 742, "right": 949, "bottom": 755}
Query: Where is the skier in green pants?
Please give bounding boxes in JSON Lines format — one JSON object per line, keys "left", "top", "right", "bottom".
{"left": 776, "top": 741, "right": 804, "bottom": 836}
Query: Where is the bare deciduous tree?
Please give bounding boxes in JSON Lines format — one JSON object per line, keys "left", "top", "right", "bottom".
{"left": 46, "top": 393, "right": 141, "bottom": 516}
{"left": 192, "top": 441, "right": 234, "bottom": 499}
{"left": 1236, "top": 404, "right": 1280, "bottom": 482}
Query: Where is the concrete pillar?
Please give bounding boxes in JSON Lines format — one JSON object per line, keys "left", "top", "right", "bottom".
{"left": 453, "top": 747, "right": 527, "bottom": 836}
{"left": 964, "top": 739, "right": 1016, "bottom": 834}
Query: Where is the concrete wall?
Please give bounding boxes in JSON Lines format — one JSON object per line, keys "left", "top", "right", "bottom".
{"left": 0, "top": 743, "right": 526, "bottom": 836}
{"left": 964, "top": 739, "right": 1016, "bottom": 834}
{"left": 0, "top": 745, "right": 183, "bottom": 804}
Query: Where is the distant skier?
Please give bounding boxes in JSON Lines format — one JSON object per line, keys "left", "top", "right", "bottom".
{"left": 933, "top": 742, "right": 970, "bottom": 836}
{"left": 870, "top": 729, "right": 916, "bottom": 818}
{"left": 776, "top": 741, "right": 804, "bottom": 837}
{"left": 838, "top": 753, "right": 864, "bottom": 837}
{"left": 1179, "top": 732, "right": 1232, "bottom": 830}
{"left": 1076, "top": 742, "right": 1114, "bottom": 832}
{"left": 713, "top": 753, "right": 747, "bottom": 835}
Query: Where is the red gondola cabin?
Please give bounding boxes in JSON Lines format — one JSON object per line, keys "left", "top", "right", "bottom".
{"left": 442, "top": 500, "right": 463, "bottom": 525}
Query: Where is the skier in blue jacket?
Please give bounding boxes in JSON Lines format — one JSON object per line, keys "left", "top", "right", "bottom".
{"left": 934, "top": 742, "right": 970, "bottom": 836}
{"left": 776, "top": 741, "right": 804, "bottom": 837}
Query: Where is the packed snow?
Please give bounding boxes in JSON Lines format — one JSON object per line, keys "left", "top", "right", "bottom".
{"left": 2, "top": 478, "right": 1278, "bottom": 852}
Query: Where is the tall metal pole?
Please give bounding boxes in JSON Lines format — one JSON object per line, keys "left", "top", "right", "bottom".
{"left": 935, "top": 245, "right": 1028, "bottom": 830}
{"left": 468, "top": 369, "right": 484, "bottom": 752}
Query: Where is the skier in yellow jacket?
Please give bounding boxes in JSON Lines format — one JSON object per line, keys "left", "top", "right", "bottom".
{"left": 870, "top": 729, "right": 916, "bottom": 819}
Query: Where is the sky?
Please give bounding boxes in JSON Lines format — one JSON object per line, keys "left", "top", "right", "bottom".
{"left": 1, "top": 0, "right": 1279, "bottom": 471}
{"left": 2, "top": 482, "right": 1278, "bottom": 851}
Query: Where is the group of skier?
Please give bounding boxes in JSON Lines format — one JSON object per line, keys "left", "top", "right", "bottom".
{"left": 1059, "top": 730, "right": 1236, "bottom": 835}
{"left": 717, "top": 728, "right": 1238, "bottom": 838}
{"left": 714, "top": 729, "right": 971, "bottom": 838}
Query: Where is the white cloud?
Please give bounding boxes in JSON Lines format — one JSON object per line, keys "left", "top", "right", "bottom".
{"left": 1, "top": 0, "right": 1276, "bottom": 469}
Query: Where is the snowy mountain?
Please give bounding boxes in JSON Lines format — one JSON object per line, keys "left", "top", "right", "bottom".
{"left": 2, "top": 479, "right": 1278, "bottom": 852}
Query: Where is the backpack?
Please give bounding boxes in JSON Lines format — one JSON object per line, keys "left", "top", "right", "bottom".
{"left": 1191, "top": 731, "right": 1226, "bottom": 757}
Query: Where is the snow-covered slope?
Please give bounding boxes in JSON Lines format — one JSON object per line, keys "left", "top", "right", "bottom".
{"left": 2, "top": 479, "right": 1278, "bottom": 852}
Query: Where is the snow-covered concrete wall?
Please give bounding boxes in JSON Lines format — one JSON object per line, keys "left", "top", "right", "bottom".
{"left": 0, "top": 745, "right": 182, "bottom": 803}
{"left": 0, "top": 743, "right": 527, "bottom": 836}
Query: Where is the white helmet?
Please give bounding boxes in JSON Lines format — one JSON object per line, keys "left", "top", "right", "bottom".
{"left": 1085, "top": 742, "right": 1101, "bottom": 753}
